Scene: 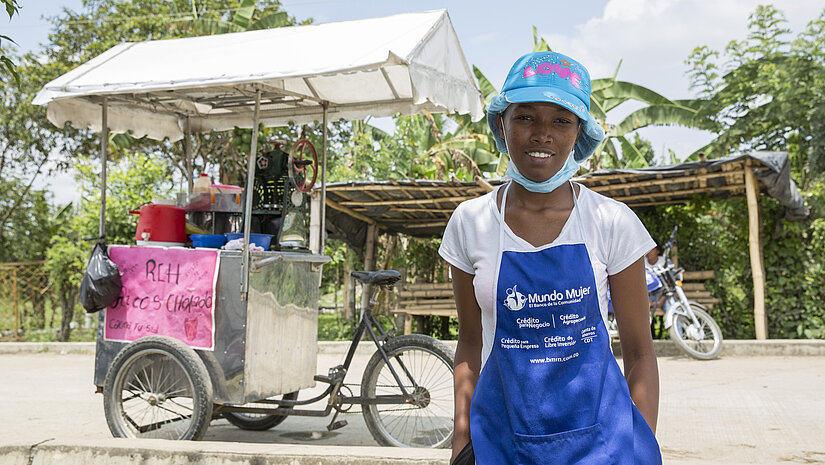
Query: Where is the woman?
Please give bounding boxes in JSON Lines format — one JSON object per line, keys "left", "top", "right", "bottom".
{"left": 439, "top": 51, "right": 662, "bottom": 465}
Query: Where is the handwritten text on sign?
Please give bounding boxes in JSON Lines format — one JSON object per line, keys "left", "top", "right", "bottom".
{"left": 105, "top": 246, "right": 218, "bottom": 350}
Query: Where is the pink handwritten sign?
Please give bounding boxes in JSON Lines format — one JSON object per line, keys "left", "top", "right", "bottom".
{"left": 105, "top": 246, "right": 219, "bottom": 350}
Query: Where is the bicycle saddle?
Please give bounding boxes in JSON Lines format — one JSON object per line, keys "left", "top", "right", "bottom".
{"left": 351, "top": 270, "right": 401, "bottom": 286}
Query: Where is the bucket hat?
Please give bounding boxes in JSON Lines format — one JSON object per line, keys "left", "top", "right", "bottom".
{"left": 487, "top": 51, "right": 605, "bottom": 163}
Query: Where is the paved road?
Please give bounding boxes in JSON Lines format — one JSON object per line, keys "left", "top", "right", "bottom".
{"left": 1, "top": 350, "right": 824, "bottom": 464}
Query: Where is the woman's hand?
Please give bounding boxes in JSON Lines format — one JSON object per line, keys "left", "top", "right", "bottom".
{"left": 609, "top": 258, "right": 660, "bottom": 433}
{"left": 450, "top": 265, "right": 483, "bottom": 463}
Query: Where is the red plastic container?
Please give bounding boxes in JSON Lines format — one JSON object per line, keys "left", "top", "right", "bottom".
{"left": 129, "top": 204, "right": 187, "bottom": 244}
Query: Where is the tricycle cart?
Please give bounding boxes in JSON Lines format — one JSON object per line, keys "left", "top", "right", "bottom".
{"left": 34, "top": 10, "right": 482, "bottom": 447}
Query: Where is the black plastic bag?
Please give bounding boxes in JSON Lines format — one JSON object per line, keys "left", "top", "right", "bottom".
{"left": 79, "top": 243, "right": 123, "bottom": 313}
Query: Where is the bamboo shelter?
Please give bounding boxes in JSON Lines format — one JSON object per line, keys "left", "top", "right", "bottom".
{"left": 324, "top": 152, "right": 808, "bottom": 339}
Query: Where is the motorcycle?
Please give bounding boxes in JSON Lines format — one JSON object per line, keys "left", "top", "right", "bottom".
{"left": 607, "top": 226, "right": 723, "bottom": 360}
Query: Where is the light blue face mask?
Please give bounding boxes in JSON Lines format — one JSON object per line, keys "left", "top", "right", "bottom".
{"left": 505, "top": 152, "right": 579, "bottom": 193}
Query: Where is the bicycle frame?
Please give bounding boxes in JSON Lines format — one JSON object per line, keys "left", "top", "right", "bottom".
{"left": 218, "top": 285, "right": 418, "bottom": 418}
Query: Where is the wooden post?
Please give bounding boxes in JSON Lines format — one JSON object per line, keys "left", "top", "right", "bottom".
{"left": 361, "top": 224, "right": 378, "bottom": 316}
{"left": 347, "top": 274, "right": 356, "bottom": 321}
{"left": 343, "top": 251, "right": 353, "bottom": 320}
{"left": 12, "top": 267, "right": 19, "bottom": 335}
{"left": 744, "top": 163, "right": 768, "bottom": 339}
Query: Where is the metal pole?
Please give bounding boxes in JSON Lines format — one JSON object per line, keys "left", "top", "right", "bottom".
{"left": 321, "top": 102, "right": 328, "bottom": 253}
{"left": 99, "top": 97, "right": 108, "bottom": 241}
{"left": 184, "top": 116, "right": 193, "bottom": 194}
{"left": 240, "top": 89, "right": 261, "bottom": 301}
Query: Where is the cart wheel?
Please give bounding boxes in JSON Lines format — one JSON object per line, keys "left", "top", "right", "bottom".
{"left": 223, "top": 391, "right": 299, "bottom": 431}
{"left": 361, "top": 334, "right": 455, "bottom": 448}
{"left": 103, "top": 336, "right": 214, "bottom": 440}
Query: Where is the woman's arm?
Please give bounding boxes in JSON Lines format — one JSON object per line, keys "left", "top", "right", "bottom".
{"left": 608, "top": 258, "right": 660, "bottom": 433}
{"left": 450, "top": 265, "right": 483, "bottom": 463}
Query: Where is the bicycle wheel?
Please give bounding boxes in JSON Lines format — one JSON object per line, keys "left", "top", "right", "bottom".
{"left": 223, "top": 391, "right": 299, "bottom": 431}
{"left": 361, "top": 334, "right": 455, "bottom": 448}
{"left": 669, "top": 304, "right": 723, "bottom": 360}
{"left": 103, "top": 336, "right": 214, "bottom": 440}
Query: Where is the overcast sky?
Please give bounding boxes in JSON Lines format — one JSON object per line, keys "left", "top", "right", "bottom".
{"left": 9, "top": 0, "right": 824, "bottom": 204}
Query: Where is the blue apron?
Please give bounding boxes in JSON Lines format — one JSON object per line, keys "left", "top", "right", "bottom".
{"left": 469, "top": 183, "right": 661, "bottom": 465}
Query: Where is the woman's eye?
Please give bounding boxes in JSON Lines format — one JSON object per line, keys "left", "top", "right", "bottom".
{"left": 555, "top": 118, "right": 572, "bottom": 124}
{"left": 515, "top": 114, "right": 532, "bottom": 121}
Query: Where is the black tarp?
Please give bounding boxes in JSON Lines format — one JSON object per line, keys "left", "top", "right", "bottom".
{"left": 583, "top": 151, "right": 808, "bottom": 220}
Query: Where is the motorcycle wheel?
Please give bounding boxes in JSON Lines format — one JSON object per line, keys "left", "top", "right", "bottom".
{"left": 669, "top": 304, "right": 723, "bottom": 360}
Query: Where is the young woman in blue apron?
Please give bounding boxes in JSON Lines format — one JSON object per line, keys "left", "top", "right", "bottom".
{"left": 440, "top": 52, "right": 662, "bottom": 465}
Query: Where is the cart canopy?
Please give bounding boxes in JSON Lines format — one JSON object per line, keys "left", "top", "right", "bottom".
{"left": 33, "top": 9, "right": 483, "bottom": 141}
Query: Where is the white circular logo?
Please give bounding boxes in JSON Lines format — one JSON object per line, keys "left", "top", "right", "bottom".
{"left": 503, "top": 285, "right": 527, "bottom": 311}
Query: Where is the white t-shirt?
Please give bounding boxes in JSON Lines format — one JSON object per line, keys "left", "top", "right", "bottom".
{"left": 439, "top": 182, "right": 655, "bottom": 368}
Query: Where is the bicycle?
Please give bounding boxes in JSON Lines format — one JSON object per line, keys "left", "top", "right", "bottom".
{"left": 218, "top": 269, "right": 456, "bottom": 447}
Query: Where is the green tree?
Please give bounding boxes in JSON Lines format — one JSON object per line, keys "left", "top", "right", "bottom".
{"left": 0, "top": 0, "right": 20, "bottom": 82}
{"left": 0, "top": 187, "right": 69, "bottom": 263}
{"left": 389, "top": 112, "right": 498, "bottom": 182}
{"left": 45, "top": 235, "right": 86, "bottom": 341}
{"left": 41, "top": 151, "right": 174, "bottom": 341}
{"left": 686, "top": 5, "right": 825, "bottom": 188}
{"left": 73, "top": 152, "right": 175, "bottom": 244}
{"left": 1, "top": 1, "right": 309, "bottom": 263}
{"left": 36, "top": 0, "right": 303, "bottom": 179}
{"left": 673, "top": 4, "right": 825, "bottom": 339}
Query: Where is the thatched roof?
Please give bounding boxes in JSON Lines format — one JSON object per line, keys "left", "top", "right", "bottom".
{"left": 324, "top": 152, "right": 807, "bottom": 253}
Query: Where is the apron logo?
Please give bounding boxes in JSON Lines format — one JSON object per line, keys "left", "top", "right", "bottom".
{"left": 503, "top": 285, "right": 527, "bottom": 311}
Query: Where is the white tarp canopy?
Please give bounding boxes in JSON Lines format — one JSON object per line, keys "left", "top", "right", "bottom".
{"left": 33, "top": 9, "right": 483, "bottom": 141}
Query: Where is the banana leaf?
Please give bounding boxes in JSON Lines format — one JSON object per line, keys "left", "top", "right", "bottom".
{"left": 597, "top": 81, "right": 676, "bottom": 106}
{"left": 532, "top": 26, "right": 552, "bottom": 52}
{"left": 232, "top": 0, "right": 256, "bottom": 30}
{"left": 591, "top": 78, "right": 617, "bottom": 93}
{"left": 683, "top": 141, "right": 717, "bottom": 162}
{"left": 251, "top": 11, "right": 289, "bottom": 30}
{"left": 496, "top": 153, "right": 509, "bottom": 176}
{"left": 589, "top": 97, "right": 608, "bottom": 122}
{"left": 193, "top": 19, "right": 245, "bottom": 35}
{"left": 473, "top": 65, "right": 498, "bottom": 103}
{"left": 602, "top": 138, "right": 620, "bottom": 169}
{"left": 600, "top": 97, "right": 630, "bottom": 113}
{"left": 617, "top": 135, "right": 649, "bottom": 168}
{"left": 611, "top": 105, "right": 700, "bottom": 137}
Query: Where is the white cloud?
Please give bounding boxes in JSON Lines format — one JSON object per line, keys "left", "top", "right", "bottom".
{"left": 541, "top": 0, "right": 824, "bottom": 159}
{"left": 547, "top": 0, "right": 823, "bottom": 95}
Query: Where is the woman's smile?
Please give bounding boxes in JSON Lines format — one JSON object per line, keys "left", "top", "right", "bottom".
{"left": 526, "top": 150, "right": 556, "bottom": 159}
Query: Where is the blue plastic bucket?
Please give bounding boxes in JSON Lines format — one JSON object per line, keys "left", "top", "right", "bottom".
{"left": 224, "top": 233, "right": 273, "bottom": 250}
{"left": 190, "top": 234, "right": 227, "bottom": 248}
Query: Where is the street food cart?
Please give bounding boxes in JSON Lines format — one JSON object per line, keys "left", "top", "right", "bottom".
{"left": 34, "top": 10, "right": 483, "bottom": 444}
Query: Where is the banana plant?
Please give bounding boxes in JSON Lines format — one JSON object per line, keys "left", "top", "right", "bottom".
{"left": 192, "top": 0, "right": 291, "bottom": 35}
{"left": 469, "top": 26, "right": 708, "bottom": 172}
{"left": 589, "top": 61, "right": 706, "bottom": 169}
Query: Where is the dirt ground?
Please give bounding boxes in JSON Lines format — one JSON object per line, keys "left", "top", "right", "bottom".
{"left": 1, "top": 351, "right": 823, "bottom": 464}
